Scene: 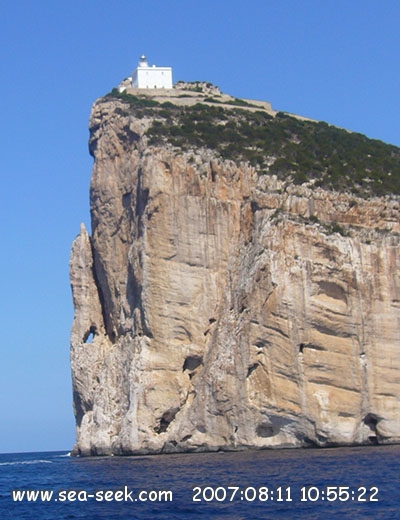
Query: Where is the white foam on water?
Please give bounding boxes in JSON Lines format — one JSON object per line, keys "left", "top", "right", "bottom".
{"left": 0, "top": 460, "right": 53, "bottom": 466}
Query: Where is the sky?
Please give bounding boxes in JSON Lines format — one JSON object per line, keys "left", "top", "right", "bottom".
{"left": 0, "top": 0, "right": 399, "bottom": 453}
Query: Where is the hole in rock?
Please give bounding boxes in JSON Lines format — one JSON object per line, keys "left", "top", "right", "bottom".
{"left": 363, "top": 413, "right": 380, "bottom": 444}
{"left": 256, "top": 423, "right": 275, "bottom": 438}
{"left": 299, "top": 342, "right": 324, "bottom": 353}
{"left": 247, "top": 363, "right": 259, "bottom": 377}
{"left": 154, "top": 407, "right": 179, "bottom": 434}
{"left": 255, "top": 339, "right": 267, "bottom": 349}
{"left": 317, "top": 281, "right": 347, "bottom": 303}
{"left": 183, "top": 355, "right": 203, "bottom": 372}
{"left": 363, "top": 413, "right": 379, "bottom": 429}
{"left": 83, "top": 326, "right": 97, "bottom": 344}
{"left": 211, "top": 171, "right": 216, "bottom": 183}
{"left": 316, "top": 433, "right": 328, "bottom": 445}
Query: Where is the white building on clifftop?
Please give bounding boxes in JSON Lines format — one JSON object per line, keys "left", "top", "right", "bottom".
{"left": 131, "top": 55, "right": 173, "bottom": 89}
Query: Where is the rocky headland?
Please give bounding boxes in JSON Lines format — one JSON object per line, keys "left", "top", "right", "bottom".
{"left": 70, "top": 82, "right": 400, "bottom": 456}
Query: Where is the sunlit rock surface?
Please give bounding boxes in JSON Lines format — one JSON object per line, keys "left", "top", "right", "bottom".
{"left": 70, "top": 91, "right": 400, "bottom": 456}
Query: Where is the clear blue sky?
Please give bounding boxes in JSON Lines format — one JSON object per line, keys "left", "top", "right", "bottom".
{"left": 1, "top": 0, "right": 399, "bottom": 453}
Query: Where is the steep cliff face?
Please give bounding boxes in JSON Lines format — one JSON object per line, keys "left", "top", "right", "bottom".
{"left": 70, "top": 89, "right": 400, "bottom": 456}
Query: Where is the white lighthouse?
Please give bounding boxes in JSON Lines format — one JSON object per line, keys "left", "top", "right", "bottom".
{"left": 131, "top": 55, "right": 173, "bottom": 89}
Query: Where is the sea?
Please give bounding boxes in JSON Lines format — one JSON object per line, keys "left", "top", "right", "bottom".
{"left": 1, "top": 445, "right": 399, "bottom": 519}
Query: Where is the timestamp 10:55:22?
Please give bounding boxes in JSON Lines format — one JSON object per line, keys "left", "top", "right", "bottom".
{"left": 192, "top": 485, "right": 379, "bottom": 503}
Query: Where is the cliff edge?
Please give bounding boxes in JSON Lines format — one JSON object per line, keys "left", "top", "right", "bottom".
{"left": 70, "top": 85, "right": 400, "bottom": 456}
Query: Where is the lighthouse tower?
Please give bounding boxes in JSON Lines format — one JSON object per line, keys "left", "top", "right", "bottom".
{"left": 131, "top": 55, "right": 173, "bottom": 89}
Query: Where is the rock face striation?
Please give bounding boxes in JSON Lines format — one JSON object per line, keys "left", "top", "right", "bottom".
{"left": 70, "top": 85, "right": 400, "bottom": 456}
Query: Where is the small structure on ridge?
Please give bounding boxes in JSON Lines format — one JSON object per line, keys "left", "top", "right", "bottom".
{"left": 130, "top": 54, "right": 173, "bottom": 89}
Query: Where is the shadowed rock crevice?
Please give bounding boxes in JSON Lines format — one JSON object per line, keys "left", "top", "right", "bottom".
{"left": 256, "top": 422, "right": 275, "bottom": 438}
{"left": 117, "top": 125, "right": 140, "bottom": 149}
{"left": 363, "top": 413, "right": 380, "bottom": 444}
{"left": 135, "top": 167, "right": 149, "bottom": 238}
{"left": 154, "top": 408, "right": 180, "bottom": 434}
{"left": 126, "top": 262, "right": 152, "bottom": 338}
{"left": 73, "top": 389, "right": 93, "bottom": 429}
{"left": 90, "top": 244, "right": 116, "bottom": 343}
{"left": 247, "top": 363, "right": 259, "bottom": 377}
{"left": 317, "top": 281, "right": 348, "bottom": 303}
{"left": 183, "top": 355, "right": 203, "bottom": 372}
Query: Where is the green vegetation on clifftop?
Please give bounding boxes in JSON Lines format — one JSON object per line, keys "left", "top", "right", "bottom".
{"left": 106, "top": 90, "right": 400, "bottom": 197}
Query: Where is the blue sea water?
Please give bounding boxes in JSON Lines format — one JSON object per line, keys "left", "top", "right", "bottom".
{"left": 0, "top": 445, "right": 399, "bottom": 519}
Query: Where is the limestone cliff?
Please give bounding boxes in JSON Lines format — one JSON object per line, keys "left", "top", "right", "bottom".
{"left": 70, "top": 85, "right": 400, "bottom": 456}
